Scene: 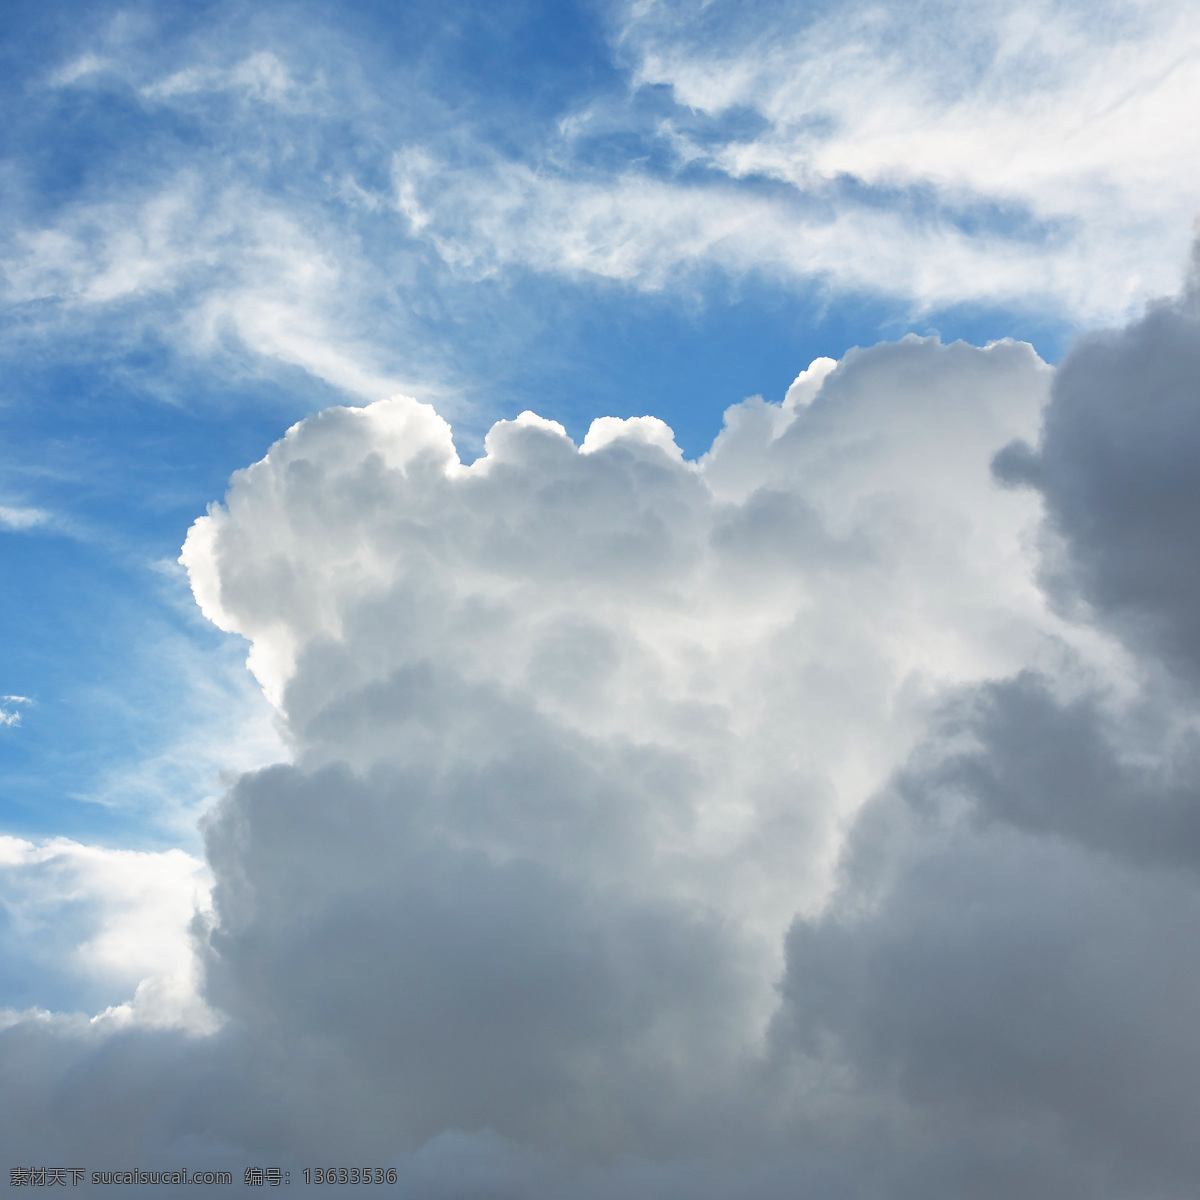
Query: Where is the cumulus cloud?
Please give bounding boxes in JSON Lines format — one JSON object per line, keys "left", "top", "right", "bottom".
{"left": 49, "top": 331, "right": 1062, "bottom": 1168}
{"left": 180, "top": 335, "right": 1055, "bottom": 969}
{"left": 4, "top": 256, "right": 1200, "bottom": 1194}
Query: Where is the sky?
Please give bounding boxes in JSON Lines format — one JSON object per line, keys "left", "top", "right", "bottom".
{"left": 2, "top": 0, "right": 1200, "bottom": 1194}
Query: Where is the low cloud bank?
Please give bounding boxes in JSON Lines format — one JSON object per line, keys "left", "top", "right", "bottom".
{"left": 4, "top": 273, "right": 1200, "bottom": 1197}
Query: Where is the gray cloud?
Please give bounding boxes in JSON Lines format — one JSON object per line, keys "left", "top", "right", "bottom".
{"left": 910, "top": 671, "right": 1200, "bottom": 870}
{"left": 775, "top": 785, "right": 1200, "bottom": 1199}
{"left": 994, "top": 273, "right": 1200, "bottom": 681}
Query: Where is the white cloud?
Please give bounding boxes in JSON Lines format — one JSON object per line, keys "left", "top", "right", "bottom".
{"left": 0, "top": 505, "right": 51, "bottom": 531}
{"left": 0, "top": 835, "right": 215, "bottom": 1032}
{"left": 181, "top": 339, "right": 1061, "bottom": 897}
{"left": 0, "top": 695, "right": 33, "bottom": 727}
{"left": 157, "top": 277, "right": 1200, "bottom": 1190}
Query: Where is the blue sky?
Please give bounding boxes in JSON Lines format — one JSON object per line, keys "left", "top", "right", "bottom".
{"left": 3, "top": 1, "right": 1200, "bottom": 1188}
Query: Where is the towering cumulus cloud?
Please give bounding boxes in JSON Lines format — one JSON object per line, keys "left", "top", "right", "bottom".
{"left": 179, "top": 335, "right": 1049, "bottom": 1154}
{"left": 4, "top": 276, "right": 1200, "bottom": 1197}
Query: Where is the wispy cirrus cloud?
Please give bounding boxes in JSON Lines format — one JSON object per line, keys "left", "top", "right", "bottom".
{"left": 5, "top": 0, "right": 1197, "bottom": 426}
{"left": 3, "top": 170, "right": 414, "bottom": 401}
{"left": 611, "top": 0, "right": 1200, "bottom": 305}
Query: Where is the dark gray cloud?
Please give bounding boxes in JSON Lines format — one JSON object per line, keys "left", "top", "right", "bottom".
{"left": 994, "top": 273, "right": 1200, "bottom": 680}
{"left": 891, "top": 670, "right": 1200, "bottom": 870}
{"left": 772, "top": 667, "right": 1200, "bottom": 1198}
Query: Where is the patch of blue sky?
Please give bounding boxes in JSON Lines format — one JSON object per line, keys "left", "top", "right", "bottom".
{"left": 0, "top": 522, "right": 277, "bottom": 852}
{"left": 0, "top": 354, "right": 295, "bottom": 851}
